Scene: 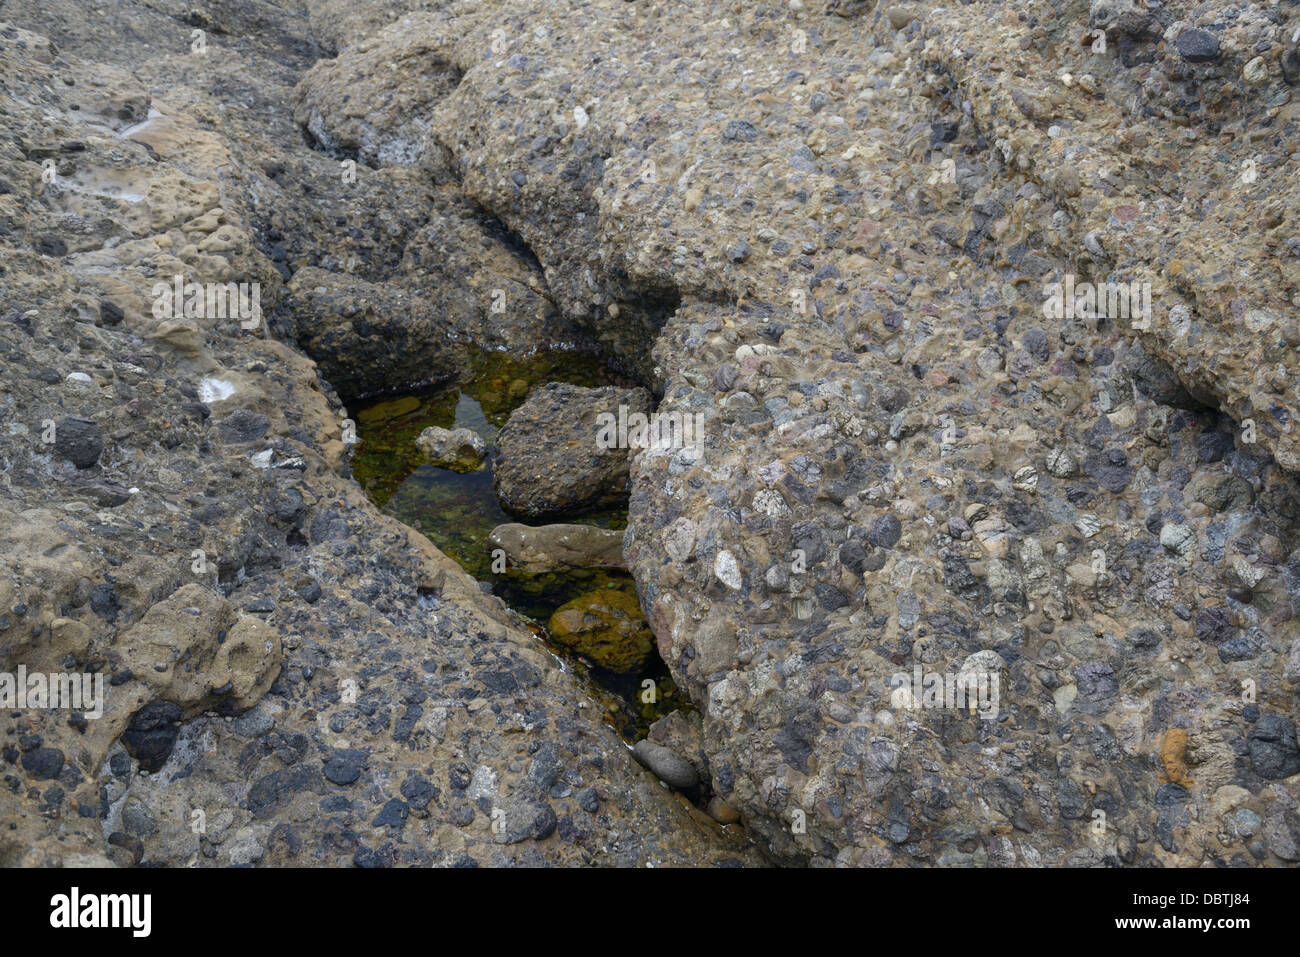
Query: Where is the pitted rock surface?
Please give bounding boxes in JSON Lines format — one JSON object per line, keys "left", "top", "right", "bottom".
{"left": 2, "top": 0, "right": 1298, "bottom": 868}
{"left": 0, "top": 3, "right": 760, "bottom": 868}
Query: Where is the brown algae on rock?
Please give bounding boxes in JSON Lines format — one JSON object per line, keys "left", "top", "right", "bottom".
{"left": 548, "top": 584, "right": 655, "bottom": 674}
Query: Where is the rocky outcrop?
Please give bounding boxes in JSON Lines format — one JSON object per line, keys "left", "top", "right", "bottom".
{"left": 279, "top": 0, "right": 1300, "bottom": 868}
{"left": 4, "top": 0, "right": 1299, "bottom": 870}
{"left": 0, "top": 5, "right": 760, "bottom": 868}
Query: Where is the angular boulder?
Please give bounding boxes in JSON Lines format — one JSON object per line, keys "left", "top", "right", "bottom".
{"left": 494, "top": 383, "right": 649, "bottom": 518}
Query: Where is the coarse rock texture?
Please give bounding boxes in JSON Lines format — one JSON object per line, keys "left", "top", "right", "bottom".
{"left": 3, "top": 0, "right": 1300, "bottom": 869}
{"left": 494, "top": 382, "right": 651, "bottom": 518}
{"left": 0, "top": 4, "right": 761, "bottom": 868}
{"left": 281, "top": 0, "right": 1300, "bottom": 866}
{"left": 488, "top": 522, "right": 627, "bottom": 573}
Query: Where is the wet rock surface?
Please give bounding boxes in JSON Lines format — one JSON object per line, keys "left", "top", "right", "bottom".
{"left": 548, "top": 587, "right": 656, "bottom": 674}
{"left": 633, "top": 740, "right": 700, "bottom": 791}
{"left": 416, "top": 425, "right": 487, "bottom": 472}
{"left": 2, "top": 0, "right": 1298, "bottom": 869}
{"left": 488, "top": 523, "right": 627, "bottom": 573}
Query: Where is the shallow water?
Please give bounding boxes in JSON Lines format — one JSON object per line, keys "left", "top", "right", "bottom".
{"left": 350, "top": 349, "right": 683, "bottom": 740}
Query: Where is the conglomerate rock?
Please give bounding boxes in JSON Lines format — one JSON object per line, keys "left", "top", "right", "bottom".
{"left": 285, "top": 0, "right": 1300, "bottom": 866}
{"left": 0, "top": 4, "right": 761, "bottom": 868}
{"left": 2, "top": 0, "right": 1298, "bottom": 868}
{"left": 493, "top": 382, "right": 651, "bottom": 517}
